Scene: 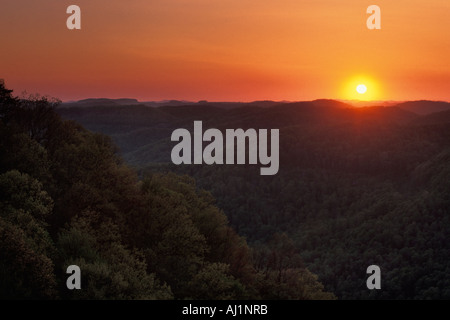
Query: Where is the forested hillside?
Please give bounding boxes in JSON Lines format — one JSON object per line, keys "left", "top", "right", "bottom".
{"left": 0, "top": 83, "right": 334, "bottom": 300}
{"left": 57, "top": 96, "right": 450, "bottom": 299}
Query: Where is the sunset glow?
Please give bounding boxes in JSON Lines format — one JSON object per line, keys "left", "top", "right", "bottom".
{"left": 343, "top": 75, "right": 380, "bottom": 101}
{"left": 1, "top": 0, "right": 449, "bottom": 101}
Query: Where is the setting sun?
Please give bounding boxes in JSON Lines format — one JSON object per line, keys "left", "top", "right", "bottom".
{"left": 342, "top": 75, "right": 380, "bottom": 101}
{"left": 356, "top": 84, "right": 367, "bottom": 94}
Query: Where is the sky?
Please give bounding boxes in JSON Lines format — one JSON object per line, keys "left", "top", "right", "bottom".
{"left": 1, "top": 0, "right": 449, "bottom": 102}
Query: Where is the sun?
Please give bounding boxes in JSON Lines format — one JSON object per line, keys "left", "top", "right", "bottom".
{"left": 356, "top": 84, "right": 367, "bottom": 94}
{"left": 341, "top": 75, "right": 381, "bottom": 101}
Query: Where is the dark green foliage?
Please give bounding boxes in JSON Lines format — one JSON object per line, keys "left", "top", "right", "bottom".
{"left": 0, "top": 170, "right": 57, "bottom": 299}
{"left": 157, "top": 157, "right": 450, "bottom": 299}
{"left": 135, "top": 173, "right": 257, "bottom": 299}
{"left": 57, "top": 214, "right": 172, "bottom": 299}
{"left": 0, "top": 217, "right": 57, "bottom": 299}
{"left": 252, "top": 233, "right": 335, "bottom": 300}
{"left": 187, "top": 262, "right": 245, "bottom": 300}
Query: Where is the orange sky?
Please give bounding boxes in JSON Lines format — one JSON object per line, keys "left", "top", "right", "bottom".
{"left": 1, "top": 0, "right": 449, "bottom": 101}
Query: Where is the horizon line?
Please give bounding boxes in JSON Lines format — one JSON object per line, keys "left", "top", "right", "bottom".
{"left": 60, "top": 97, "right": 450, "bottom": 104}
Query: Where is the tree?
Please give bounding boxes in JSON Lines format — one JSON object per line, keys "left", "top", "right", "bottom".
{"left": 0, "top": 170, "right": 57, "bottom": 299}
{"left": 57, "top": 214, "right": 172, "bottom": 300}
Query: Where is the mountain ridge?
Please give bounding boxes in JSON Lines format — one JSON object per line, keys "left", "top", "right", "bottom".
{"left": 60, "top": 98, "right": 450, "bottom": 115}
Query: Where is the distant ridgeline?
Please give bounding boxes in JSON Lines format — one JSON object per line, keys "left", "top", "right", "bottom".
{"left": 58, "top": 97, "right": 450, "bottom": 299}
{"left": 57, "top": 98, "right": 450, "bottom": 167}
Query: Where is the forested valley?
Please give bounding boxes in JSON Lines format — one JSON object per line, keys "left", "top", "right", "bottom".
{"left": 58, "top": 96, "right": 450, "bottom": 299}
{"left": 2, "top": 80, "right": 450, "bottom": 299}
{"left": 136, "top": 102, "right": 450, "bottom": 299}
{"left": 0, "top": 82, "right": 334, "bottom": 300}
